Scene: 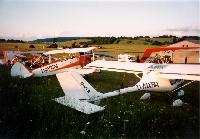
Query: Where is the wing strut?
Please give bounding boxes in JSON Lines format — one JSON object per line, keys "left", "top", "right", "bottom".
{"left": 171, "top": 80, "right": 195, "bottom": 93}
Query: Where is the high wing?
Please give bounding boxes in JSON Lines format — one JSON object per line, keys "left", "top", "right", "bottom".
{"left": 43, "top": 49, "right": 66, "bottom": 55}
{"left": 63, "top": 47, "right": 97, "bottom": 53}
{"left": 43, "top": 47, "right": 97, "bottom": 55}
{"left": 85, "top": 60, "right": 153, "bottom": 74}
{"left": 85, "top": 60, "right": 200, "bottom": 81}
{"left": 54, "top": 71, "right": 104, "bottom": 114}
{"left": 157, "top": 64, "right": 200, "bottom": 81}
{"left": 67, "top": 67, "right": 97, "bottom": 75}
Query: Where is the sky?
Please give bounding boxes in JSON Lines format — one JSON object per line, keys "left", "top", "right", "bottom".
{"left": 0, "top": 0, "right": 199, "bottom": 41}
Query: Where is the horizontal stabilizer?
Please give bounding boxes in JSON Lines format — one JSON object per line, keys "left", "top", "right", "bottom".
{"left": 54, "top": 96, "right": 105, "bottom": 114}
{"left": 55, "top": 71, "right": 104, "bottom": 114}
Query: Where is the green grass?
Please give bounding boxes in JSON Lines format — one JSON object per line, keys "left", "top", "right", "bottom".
{"left": 0, "top": 65, "right": 199, "bottom": 138}
{"left": 0, "top": 39, "right": 90, "bottom": 51}
{"left": 95, "top": 43, "right": 160, "bottom": 58}
{"left": 151, "top": 38, "right": 174, "bottom": 43}
{"left": 0, "top": 42, "right": 52, "bottom": 51}
{"left": 0, "top": 38, "right": 162, "bottom": 59}
{"left": 56, "top": 39, "right": 91, "bottom": 47}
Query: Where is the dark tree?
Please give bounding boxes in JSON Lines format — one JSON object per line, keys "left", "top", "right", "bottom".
{"left": 0, "top": 39, "right": 6, "bottom": 42}
{"left": 14, "top": 45, "right": 19, "bottom": 49}
{"left": 71, "top": 42, "right": 76, "bottom": 48}
{"left": 29, "top": 44, "right": 35, "bottom": 48}
{"left": 48, "top": 43, "right": 58, "bottom": 48}
{"left": 53, "top": 38, "right": 58, "bottom": 43}
{"left": 151, "top": 41, "right": 163, "bottom": 46}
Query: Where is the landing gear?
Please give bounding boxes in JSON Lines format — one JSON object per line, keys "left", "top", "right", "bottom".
{"left": 177, "top": 90, "right": 184, "bottom": 97}
{"left": 170, "top": 80, "right": 196, "bottom": 107}
{"left": 172, "top": 99, "right": 184, "bottom": 107}
{"left": 172, "top": 90, "right": 185, "bottom": 107}
{"left": 140, "top": 92, "right": 151, "bottom": 100}
{"left": 139, "top": 89, "right": 187, "bottom": 107}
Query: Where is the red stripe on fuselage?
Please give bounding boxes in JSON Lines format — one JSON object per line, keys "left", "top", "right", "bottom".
{"left": 50, "top": 60, "right": 81, "bottom": 72}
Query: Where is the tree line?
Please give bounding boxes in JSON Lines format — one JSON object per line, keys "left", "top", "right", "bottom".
{"left": 0, "top": 39, "right": 25, "bottom": 43}
{"left": 1, "top": 35, "right": 199, "bottom": 46}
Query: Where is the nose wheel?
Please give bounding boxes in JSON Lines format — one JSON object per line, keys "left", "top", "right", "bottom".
{"left": 140, "top": 92, "right": 151, "bottom": 100}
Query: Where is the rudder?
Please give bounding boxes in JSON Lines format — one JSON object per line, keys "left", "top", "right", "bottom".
{"left": 56, "top": 71, "right": 101, "bottom": 100}
{"left": 11, "top": 62, "right": 32, "bottom": 78}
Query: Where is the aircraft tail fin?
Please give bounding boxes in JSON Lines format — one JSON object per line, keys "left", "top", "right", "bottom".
{"left": 11, "top": 62, "right": 32, "bottom": 78}
{"left": 54, "top": 71, "right": 104, "bottom": 114}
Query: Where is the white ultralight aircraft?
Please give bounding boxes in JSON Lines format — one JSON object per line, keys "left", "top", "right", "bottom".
{"left": 52, "top": 60, "right": 200, "bottom": 114}
{"left": 11, "top": 47, "right": 98, "bottom": 78}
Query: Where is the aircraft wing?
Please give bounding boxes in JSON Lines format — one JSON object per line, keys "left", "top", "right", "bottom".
{"left": 67, "top": 67, "right": 97, "bottom": 75}
{"left": 54, "top": 71, "right": 104, "bottom": 114}
{"left": 85, "top": 60, "right": 153, "bottom": 73}
{"left": 91, "top": 52, "right": 114, "bottom": 58}
{"left": 86, "top": 60, "right": 200, "bottom": 81}
{"left": 43, "top": 49, "right": 65, "bottom": 55}
{"left": 157, "top": 64, "right": 200, "bottom": 81}
{"left": 64, "top": 47, "right": 97, "bottom": 53}
{"left": 44, "top": 47, "right": 97, "bottom": 55}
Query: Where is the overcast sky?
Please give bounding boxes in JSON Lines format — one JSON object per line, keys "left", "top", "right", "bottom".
{"left": 0, "top": 0, "right": 199, "bottom": 41}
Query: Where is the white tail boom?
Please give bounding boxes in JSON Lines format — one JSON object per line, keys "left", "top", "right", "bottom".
{"left": 54, "top": 71, "right": 139, "bottom": 114}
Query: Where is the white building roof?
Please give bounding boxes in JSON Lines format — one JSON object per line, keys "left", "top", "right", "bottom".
{"left": 167, "top": 40, "right": 200, "bottom": 48}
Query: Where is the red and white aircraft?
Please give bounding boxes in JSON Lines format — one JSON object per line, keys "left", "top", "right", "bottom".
{"left": 11, "top": 51, "right": 200, "bottom": 114}
{"left": 11, "top": 47, "right": 98, "bottom": 78}
{"left": 51, "top": 60, "right": 200, "bottom": 114}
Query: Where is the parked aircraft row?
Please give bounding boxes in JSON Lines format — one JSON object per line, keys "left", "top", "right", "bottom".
{"left": 7, "top": 47, "right": 200, "bottom": 114}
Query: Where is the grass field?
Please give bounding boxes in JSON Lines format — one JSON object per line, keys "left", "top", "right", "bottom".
{"left": 0, "top": 39, "right": 91, "bottom": 51}
{"left": 0, "top": 38, "right": 162, "bottom": 59}
{"left": 0, "top": 65, "right": 199, "bottom": 138}
{"left": 95, "top": 43, "right": 160, "bottom": 58}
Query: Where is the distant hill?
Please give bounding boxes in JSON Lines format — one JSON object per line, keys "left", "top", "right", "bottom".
{"left": 29, "top": 35, "right": 200, "bottom": 45}
{"left": 32, "top": 37, "right": 93, "bottom": 43}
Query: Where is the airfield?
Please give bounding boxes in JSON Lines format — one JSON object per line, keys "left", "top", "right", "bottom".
{"left": 0, "top": 38, "right": 199, "bottom": 138}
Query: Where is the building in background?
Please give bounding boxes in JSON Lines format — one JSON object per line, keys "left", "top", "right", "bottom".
{"left": 167, "top": 40, "right": 200, "bottom": 48}
{"left": 141, "top": 40, "right": 200, "bottom": 63}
